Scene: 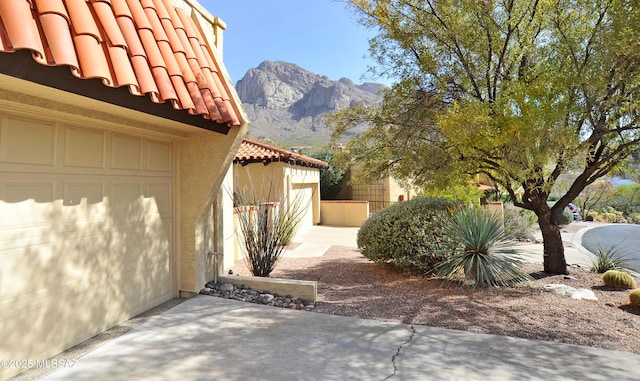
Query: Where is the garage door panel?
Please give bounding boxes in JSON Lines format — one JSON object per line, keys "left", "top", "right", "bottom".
{"left": 1, "top": 181, "right": 55, "bottom": 204}
{"left": 0, "top": 188, "right": 56, "bottom": 229}
{"left": 0, "top": 211, "right": 171, "bottom": 297}
{"left": 64, "top": 126, "right": 106, "bottom": 168}
{"left": 63, "top": 181, "right": 105, "bottom": 205}
{"left": 1, "top": 115, "right": 56, "bottom": 165}
{"left": 0, "top": 264, "right": 172, "bottom": 368}
{"left": 146, "top": 139, "right": 172, "bottom": 172}
{"left": 111, "top": 134, "right": 142, "bottom": 170}
{"left": 146, "top": 182, "right": 172, "bottom": 217}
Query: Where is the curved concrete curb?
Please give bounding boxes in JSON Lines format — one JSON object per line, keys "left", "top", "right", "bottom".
{"left": 570, "top": 223, "right": 602, "bottom": 257}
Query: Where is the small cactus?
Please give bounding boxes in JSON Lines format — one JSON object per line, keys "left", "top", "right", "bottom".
{"left": 630, "top": 289, "right": 640, "bottom": 307}
{"left": 602, "top": 270, "right": 637, "bottom": 289}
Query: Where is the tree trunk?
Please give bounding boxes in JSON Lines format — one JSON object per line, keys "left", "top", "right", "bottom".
{"left": 537, "top": 213, "right": 568, "bottom": 274}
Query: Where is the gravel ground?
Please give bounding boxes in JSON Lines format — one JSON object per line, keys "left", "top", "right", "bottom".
{"left": 233, "top": 244, "right": 640, "bottom": 354}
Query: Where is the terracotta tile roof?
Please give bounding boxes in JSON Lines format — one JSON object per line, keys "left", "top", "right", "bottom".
{"left": 235, "top": 139, "right": 329, "bottom": 169}
{"left": 0, "top": 0, "right": 241, "bottom": 127}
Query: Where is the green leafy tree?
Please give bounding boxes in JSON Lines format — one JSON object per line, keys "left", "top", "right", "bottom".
{"left": 331, "top": 0, "right": 640, "bottom": 274}
{"left": 422, "top": 183, "right": 485, "bottom": 205}
{"left": 307, "top": 148, "right": 347, "bottom": 200}
{"left": 608, "top": 183, "right": 640, "bottom": 216}
{"left": 574, "top": 179, "right": 613, "bottom": 220}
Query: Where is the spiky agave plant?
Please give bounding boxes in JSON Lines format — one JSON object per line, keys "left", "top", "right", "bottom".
{"left": 436, "top": 208, "right": 533, "bottom": 287}
{"left": 589, "top": 241, "right": 637, "bottom": 274}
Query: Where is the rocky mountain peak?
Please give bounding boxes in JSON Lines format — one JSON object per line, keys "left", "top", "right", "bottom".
{"left": 235, "top": 61, "right": 385, "bottom": 146}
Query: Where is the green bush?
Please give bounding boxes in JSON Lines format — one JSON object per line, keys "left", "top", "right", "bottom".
{"left": 357, "top": 197, "right": 461, "bottom": 272}
{"left": 602, "top": 270, "right": 637, "bottom": 289}
{"left": 502, "top": 203, "right": 536, "bottom": 240}
{"left": 547, "top": 201, "right": 574, "bottom": 225}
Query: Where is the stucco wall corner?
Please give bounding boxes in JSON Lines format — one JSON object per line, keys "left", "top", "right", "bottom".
{"left": 178, "top": 121, "right": 247, "bottom": 294}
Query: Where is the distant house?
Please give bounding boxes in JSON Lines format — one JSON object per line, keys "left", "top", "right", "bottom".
{"left": 233, "top": 138, "right": 328, "bottom": 232}
{"left": 338, "top": 163, "right": 414, "bottom": 213}
{"left": 0, "top": 1, "right": 248, "bottom": 379}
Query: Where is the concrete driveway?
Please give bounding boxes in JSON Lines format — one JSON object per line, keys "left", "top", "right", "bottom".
{"left": 40, "top": 296, "right": 639, "bottom": 381}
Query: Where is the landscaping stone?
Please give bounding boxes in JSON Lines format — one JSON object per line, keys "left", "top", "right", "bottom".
{"left": 200, "top": 282, "right": 314, "bottom": 311}
{"left": 544, "top": 284, "right": 598, "bottom": 300}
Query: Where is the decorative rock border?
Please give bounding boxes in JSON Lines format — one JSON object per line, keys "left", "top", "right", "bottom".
{"left": 200, "top": 281, "right": 315, "bottom": 311}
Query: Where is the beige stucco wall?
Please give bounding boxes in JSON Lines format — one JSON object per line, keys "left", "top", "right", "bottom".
{"left": 386, "top": 176, "right": 413, "bottom": 203}
{"left": 178, "top": 130, "right": 247, "bottom": 295}
{"left": 233, "top": 162, "right": 321, "bottom": 227}
{"left": 320, "top": 201, "right": 369, "bottom": 227}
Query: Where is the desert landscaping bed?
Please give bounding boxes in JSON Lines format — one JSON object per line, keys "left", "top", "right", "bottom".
{"left": 231, "top": 245, "right": 640, "bottom": 354}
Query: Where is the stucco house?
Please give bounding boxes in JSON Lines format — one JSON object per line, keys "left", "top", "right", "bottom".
{"left": 0, "top": 1, "right": 248, "bottom": 379}
{"left": 338, "top": 163, "right": 414, "bottom": 213}
{"left": 231, "top": 139, "right": 328, "bottom": 263}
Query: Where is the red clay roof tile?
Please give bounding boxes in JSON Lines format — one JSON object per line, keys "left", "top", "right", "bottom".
{"left": 39, "top": 13, "right": 78, "bottom": 67}
{"left": 34, "top": 0, "right": 69, "bottom": 19}
{"left": 0, "top": 0, "right": 41, "bottom": 51}
{"left": 0, "top": 0, "right": 242, "bottom": 127}
{"left": 235, "top": 139, "right": 329, "bottom": 170}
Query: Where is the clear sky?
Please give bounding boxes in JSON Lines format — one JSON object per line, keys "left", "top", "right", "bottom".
{"left": 199, "top": 1, "right": 387, "bottom": 86}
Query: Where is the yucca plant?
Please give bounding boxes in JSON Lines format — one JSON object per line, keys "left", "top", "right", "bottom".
{"left": 435, "top": 208, "right": 533, "bottom": 287}
{"left": 589, "top": 242, "right": 637, "bottom": 274}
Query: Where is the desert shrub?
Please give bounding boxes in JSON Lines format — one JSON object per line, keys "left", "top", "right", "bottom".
{"left": 628, "top": 213, "right": 640, "bottom": 224}
{"left": 608, "top": 183, "right": 640, "bottom": 216}
{"left": 630, "top": 289, "right": 640, "bottom": 307}
{"left": 502, "top": 203, "right": 536, "bottom": 240}
{"left": 234, "top": 177, "right": 308, "bottom": 277}
{"left": 589, "top": 242, "right": 636, "bottom": 273}
{"left": 357, "top": 197, "right": 461, "bottom": 272}
{"left": 602, "top": 270, "right": 637, "bottom": 289}
{"left": 591, "top": 206, "right": 628, "bottom": 223}
{"left": 435, "top": 208, "right": 533, "bottom": 288}
{"left": 547, "top": 201, "right": 574, "bottom": 225}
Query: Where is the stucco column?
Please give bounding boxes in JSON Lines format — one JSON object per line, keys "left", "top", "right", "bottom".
{"left": 178, "top": 127, "right": 245, "bottom": 295}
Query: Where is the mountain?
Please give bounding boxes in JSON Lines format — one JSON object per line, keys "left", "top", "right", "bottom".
{"left": 235, "top": 61, "right": 384, "bottom": 146}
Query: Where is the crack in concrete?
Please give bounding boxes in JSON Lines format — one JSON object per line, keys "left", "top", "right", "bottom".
{"left": 383, "top": 325, "right": 416, "bottom": 380}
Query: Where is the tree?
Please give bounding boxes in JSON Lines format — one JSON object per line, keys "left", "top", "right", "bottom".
{"left": 306, "top": 148, "right": 347, "bottom": 200}
{"left": 574, "top": 179, "right": 613, "bottom": 220}
{"left": 331, "top": 0, "right": 640, "bottom": 274}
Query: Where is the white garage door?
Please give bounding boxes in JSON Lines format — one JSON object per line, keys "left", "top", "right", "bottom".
{"left": 0, "top": 111, "right": 174, "bottom": 369}
{"left": 291, "top": 184, "right": 315, "bottom": 230}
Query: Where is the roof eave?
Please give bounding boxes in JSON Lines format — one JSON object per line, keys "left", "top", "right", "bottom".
{"left": 0, "top": 50, "right": 231, "bottom": 134}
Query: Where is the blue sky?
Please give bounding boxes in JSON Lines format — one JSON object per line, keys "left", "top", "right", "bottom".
{"left": 199, "top": 1, "right": 387, "bottom": 86}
